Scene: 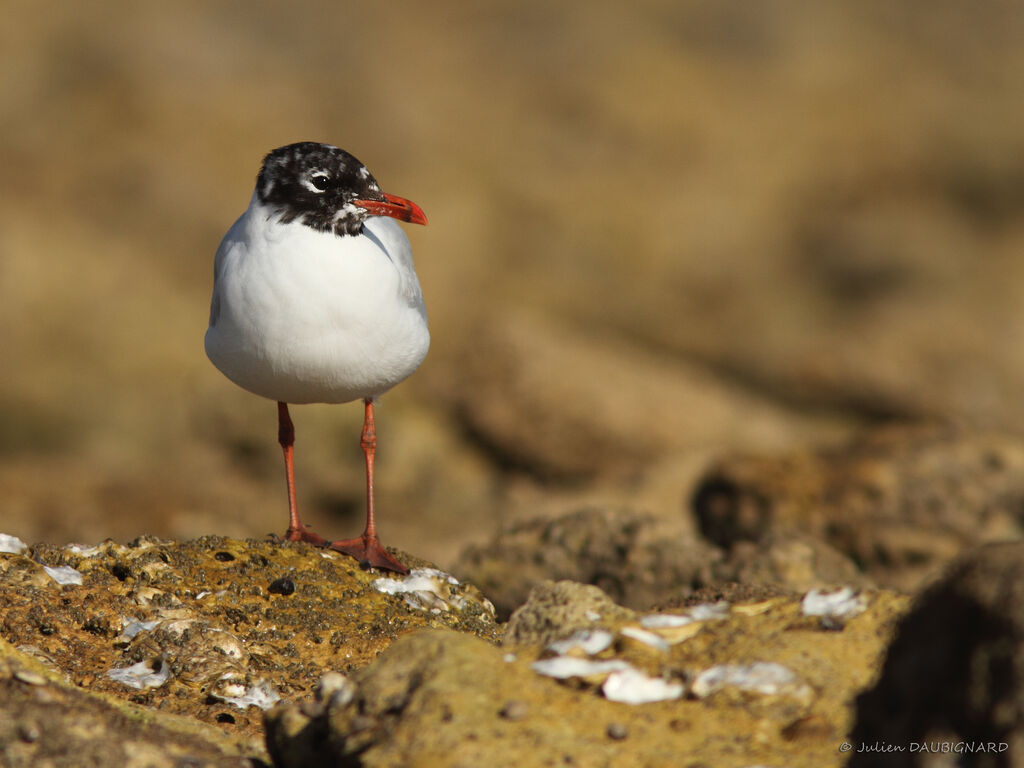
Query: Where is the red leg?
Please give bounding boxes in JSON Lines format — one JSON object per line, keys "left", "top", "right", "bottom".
{"left": 279, "top": 402, "right": 328, "bottom": 546}
{"left": 327, "top": 399, "right": 409, "bottom": 574}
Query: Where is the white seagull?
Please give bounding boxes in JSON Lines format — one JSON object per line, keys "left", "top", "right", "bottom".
{"left": 204, "top": 142, "right": 429, "bottom": 573}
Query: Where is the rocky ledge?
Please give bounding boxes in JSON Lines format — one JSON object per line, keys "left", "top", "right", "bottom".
{"left": 0, "top": 534, "right": 497, "bottom": 765}
{"left": 1, "top": 532, "right": 1021, "bottom": 766}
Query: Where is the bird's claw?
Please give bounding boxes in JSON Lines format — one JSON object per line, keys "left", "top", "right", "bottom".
{"left": 326, "top": 534, "right": 409, "bottom": 575}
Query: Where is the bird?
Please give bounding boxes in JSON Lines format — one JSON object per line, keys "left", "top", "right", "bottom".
{"left": 204, "top": 142, "right": 429, "bottom": 574}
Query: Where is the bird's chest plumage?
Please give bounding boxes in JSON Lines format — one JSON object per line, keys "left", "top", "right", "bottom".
{"left": 205, "top": 207, "right": 429, "bottom": 404}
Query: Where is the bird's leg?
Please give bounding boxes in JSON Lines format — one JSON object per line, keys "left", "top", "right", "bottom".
{"left": 327, "top": 398, "right": 409, "bottom": 574}
{"left": 279, "top": 402, "right": 328, "bottom": 546}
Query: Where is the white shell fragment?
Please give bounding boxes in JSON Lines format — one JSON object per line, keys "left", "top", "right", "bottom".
{"left": 106, "top": 658, "right": 171, "bottom": 689}
{"left": 316, "top": 672, "right": 356, "bottom": 709}
{"left": 0, "top": 534, "right": 28, "bottom": 555}
{"left": 687, "top": 602, "right": 730, "bottom": 621}
{"left": 547, "top": 629, "right": 614, "bottom": 656}
{"left": 43, "top": 565, "right": 83, "bottom": 586}
{"left": 801, "top": 587, "right": 866, "bottom": 628}
{"left": 215, "top": 679, "right": 281, "bottom": 710}
{"left": 531, "top": 657, "right": 631, "bottom": 680}
{"left": 640, "top": 614, "right": 694, "bottom": 629}
{"left": 373, "top": 568, "right": 464, "bottom": 613}
{"left": 619, "top": 626, "right": 670, "bottom": 652}
{"left": 117, "top": 618, "right": 161, "bottom": 643}
{"left": 691, "top": 662, "right": 804, "bottom": 699}
{"left": 602, "top": 667, "right": 684, "bottom": 704}
{"left": 640, "top": 602, "right": 729, "bottom": 629}
{"left": 65, "top": 543, "right": 105, "bottom": 557}
{"left": 13, "top": 668, "right": 48, "bottom": 686}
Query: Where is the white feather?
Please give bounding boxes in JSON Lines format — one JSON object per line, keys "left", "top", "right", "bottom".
{"left": 204, "top": 193, "right": 429, "bottom": 404}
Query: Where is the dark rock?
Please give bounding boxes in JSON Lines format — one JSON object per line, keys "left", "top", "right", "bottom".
{"left": 849, "top": 541, "right": 1024, "bottom": 767}
{"left": 268, "top": 577, "right": 295, "bottom": 596}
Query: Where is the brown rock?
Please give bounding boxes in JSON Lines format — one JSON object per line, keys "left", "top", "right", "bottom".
{"left": 429, "top": 311, "right": 842, "bottom": 482}
{"left": 0, "top": 638, "right": 262, "bottom": 767}
{"left": 714, "top": 531, "right": 873, "bottom": 594}
{"left": 457, "top": 506, "right": 868, "bottom": 620}
{"left": 456, "top": 506, "right": 720, "bottom": 619}
{"left": 267, "top": 584, "right": 909, "bottom": 768}
{"left": 0, "top": 535, "right": 498, "bottom": 748}
{"left": 693, "top": 425, "right": 1024, "bottom": 591}
{"left": 503, "top": 580, "right": 636, "bottom": 646}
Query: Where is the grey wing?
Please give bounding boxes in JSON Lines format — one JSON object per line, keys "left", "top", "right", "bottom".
{"left": 364, "top": 217, "right": 425, "bottom": 308}
{"left": 208, "top": 214, "right": 246, "bottom": 328}
{"left": 208, "top": 238, "right": 228, "bottom": 328}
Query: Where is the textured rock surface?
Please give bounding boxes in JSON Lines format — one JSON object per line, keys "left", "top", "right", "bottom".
{"left": 849, "top": 541, "right": 1024, "bottom": 767}
{"left": 266, "top": 582, "right": 908, "bottom": 768}
{"left": 457, "top": 506, "right": 871, "bottom": 620}
{"left": 0, "top": 638, "right": 264, "bottom": 767}
{"left": 692, "top": 425, "right": 1024, "bottom": 591}
{"left": 0, "top": 536, "right": 497, "bottom": 754}
{"left": 456, "top": 507, "right": 721, "bottom": 619}
{"left": 503, "top": 581, "right": 637, "bottom": 646}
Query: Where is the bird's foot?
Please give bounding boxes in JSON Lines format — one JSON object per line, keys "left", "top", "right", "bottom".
{"left": 284, "top": 527, "right": 331, "bottom": 547}
{"left": 327, "top": 534, "right": 409, "bottom": 575}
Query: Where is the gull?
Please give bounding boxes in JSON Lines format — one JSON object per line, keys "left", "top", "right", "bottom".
{"left": 205, "top": 142, "right": 429, "bottom": 573}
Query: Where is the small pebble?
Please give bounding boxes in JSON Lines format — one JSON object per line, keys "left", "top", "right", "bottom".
{"left": 606, "top": 722, "right": 629, "bottom": 740}
{"left": 214, "top": 551, "right": 236, "bottom": 562}
{"left": 17, "top": 721, "right": 41, "bottom": 743}
{"left": 268, "top": 577, "right": 296, "bottom": 596}
{"left": 350, "top": 715, "right": 376, "bottom": 732}
{"left": 499, "top": 700, "right": 528, "bottom": 721}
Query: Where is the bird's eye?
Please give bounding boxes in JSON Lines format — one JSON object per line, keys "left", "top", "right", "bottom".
{"left": 309, "top": 174, "right": 330, "bottom": 192}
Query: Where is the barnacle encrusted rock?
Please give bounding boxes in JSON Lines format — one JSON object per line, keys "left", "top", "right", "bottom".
{"left": 0, "top": 637, "right": 260, "bottom": 767}
{"left": 0, "top": 535, "right": 498, "bottom": 749}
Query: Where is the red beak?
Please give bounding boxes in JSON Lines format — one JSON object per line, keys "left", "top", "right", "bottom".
{"left": 353, "top": 192, "right": 428, "bottom": 226}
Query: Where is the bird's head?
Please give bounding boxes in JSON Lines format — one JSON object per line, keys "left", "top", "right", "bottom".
{"left": 256, "top": 142, "right": 427, "bottom": 236}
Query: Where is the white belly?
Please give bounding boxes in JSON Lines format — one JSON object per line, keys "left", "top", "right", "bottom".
{"left": 204, "top": 210, "right": 429, "bottom": 404}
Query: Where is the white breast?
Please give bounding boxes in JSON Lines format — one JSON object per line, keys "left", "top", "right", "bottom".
{"left": 204, "top": 197, "right": 429, "bottom": 404}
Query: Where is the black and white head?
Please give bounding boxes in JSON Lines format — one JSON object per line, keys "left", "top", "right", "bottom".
{"left": 256, "top": 142, "right": 427, "bottom": 236}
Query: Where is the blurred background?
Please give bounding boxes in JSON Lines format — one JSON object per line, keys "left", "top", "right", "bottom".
{"left": 2, "top": 0, "right": 1023, "bottom": 569}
